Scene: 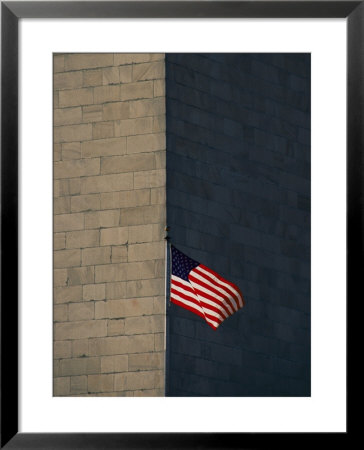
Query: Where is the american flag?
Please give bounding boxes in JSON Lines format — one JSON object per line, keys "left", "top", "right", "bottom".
{"left": 170, "top": 245, "right": 245, "bottom": 330}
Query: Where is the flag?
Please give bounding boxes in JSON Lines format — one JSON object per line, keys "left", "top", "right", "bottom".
{"left": 170, "top": 245, "right": 244, "bottom": 330}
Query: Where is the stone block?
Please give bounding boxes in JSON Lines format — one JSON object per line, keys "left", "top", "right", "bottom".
{"left": 134, "top": 169, "right": 166, "bottom": 189}
{"left": 85, "top": 210, "right": 120, "bottom": 229}
{"left": 81, "top": 137, "right": 126, "bottom": 158}
{"left": 95, "top": 298, "right": 154, "bottom": 319}
{"left": 54, "top": 304, "right": 68, "bottom": 322}
{"left": 54, "top": 71, "right": 83, "bottom": 90}
{"left": 94, "top": 85, "right": 120, "bottom": 104}
{"left": 101, "top": 355, "right": 128, "bottom": 373}
{"left": 102, "top": 102, "right": 129, "bottom": 121}
{"left": 68, "top": 302, "right": 95, "bottom": 321}
{"left": 82, "top": 105, "right": 103, "bottom": 122}
{"left": 82, "top": 246, "right": 111, "bottom": 266}
{"left": 128, "top": 352, "right": 164, "bottom": 371}
{"left": 72, "top": 339, "right": 89, "bottom": 357}
{"left": 62, "top": 142, "right": 81, "bottom": 160}
{"left": 127, "top": 242, "right": 164, "bottom": 262}
{"left": 119, "top": 205, "right": 165, "bottom": 226}
{"left": 101, "top": 153, "right": 155, "bottom": 175}
{"left": 83, "top": 284, "right": 106, "bottom": 301}
{"left": 54, "top": 54, "right": 64, "bottom": 73}
{"left": 105, "top": 282, "right": 127, "bottom": 300}
{"left": 54, "top": 377, "right": 70, "bottom": 396}
{"left": 66, "top": 230, "right": 99, "bottom": 249}
{"left": 120, "top": 81, "right": 153, "bottom": 101}
{"left": 92, "top": 121, "right": 114, "bottom": 140}
{"left": 59, "top": 88, "right": 93, "bottom": 108}
{"left": 54, "top": 197, "right": 71, "bottom": 215}
{"left": 107, "top": 319, "right": 125, "bottom": 336}
{"left": 80, "top": 173, "right": 133, "bottom": 194}
{"left": 83, "top": 69, "right": 103, "bottom": 87}
{"left": 124, "top": 315, "right": 164, "bottom": 335}
{"left": 54, "top": 159, "right": 99, "bottom": 179}
{"left": 111, "top": 246, "right": 128, "bottom": 263}
{"left": 64, "top": 54, "right": 113, "bottom": 71}
{"left": 127, "top": 133, "right": 165, "bottom": 154}
{"left": 100, "top": 189, "right": 150, "bottom": 209}
{"left": 54, "top": 123, "right": 93, "bottom": 144}
{"left": 54, "top": 213, "right": 84, "bottom": 232}
{"left": 54, "top": 320, "right": 107, "bottom": 340}
{"left": 54, "top": 341, "right": 72, "bottom": 359}
{"left": 118, "top": 65, "right": 133, "bottom": 83}
{"left": 54, "top": 107, "right": 82, "bottom": 126}
{"left": 65, "top": 266, "right": 95, "bottom": 286}
{"left": 70, "top": 376, "right": 88, "bottom": 394}
{"left": 60, "top": 357, "right": 100, "bottom": 376}
{"left": 87, "top": 374, "right": 114, "bottom": 393}
{"left": 95, "top": 263, "right": 127, "bottom": 283}
{"left": 132, "top": 61, "right": 165, "bottom": 82}
{"left": 54, "top": 249, "right": 81, "bottom": 269}
{"left": 129, "top": 98, "right": 165, "bottom": 118}
{"left": 153, "top": 79, "right": 165, "bottom": 97}
{"left": 126, "top": 261, "right": 156, "bottom": 280}
{"left": 71, "top": 194, "right": 101, "bottom": 212}
{"left": 100, "top": 227, "right": 128, "bottom": 246}
{"left": 102, "top": 67, "right": 119, "bottom": 85}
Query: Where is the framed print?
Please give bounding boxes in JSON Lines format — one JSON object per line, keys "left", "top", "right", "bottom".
{"left": 49, "top": 50, "right": 310, "bottom": 399}
{"left": 1, "top": 1, "right": 356, "bottom": 448}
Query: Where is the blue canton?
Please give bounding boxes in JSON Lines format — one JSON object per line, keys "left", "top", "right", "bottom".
{"left": 171, "top": 246, "right": 199, "bottom": 281}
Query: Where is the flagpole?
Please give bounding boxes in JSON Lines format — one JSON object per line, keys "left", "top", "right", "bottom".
{"left": 164, "top": 227, "right": 171, "bottom": 397}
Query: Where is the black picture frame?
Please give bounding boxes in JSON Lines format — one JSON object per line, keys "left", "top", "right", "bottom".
{"left": 1, "top": 1, "right": 356, "bottom": 448}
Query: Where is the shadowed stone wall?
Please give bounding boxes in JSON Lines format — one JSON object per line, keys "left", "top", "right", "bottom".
{"left": 166, "top": 53, "right": 311, "bottom": 396}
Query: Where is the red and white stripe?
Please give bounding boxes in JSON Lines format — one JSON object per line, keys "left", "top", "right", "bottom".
{"left": 170, "top": 264, "right": 244, "bottom": 330}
